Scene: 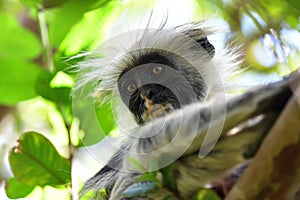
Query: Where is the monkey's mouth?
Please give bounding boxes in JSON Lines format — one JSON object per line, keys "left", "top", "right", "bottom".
{"left": 142, "top": 103, "right": 174, "bottom": 122}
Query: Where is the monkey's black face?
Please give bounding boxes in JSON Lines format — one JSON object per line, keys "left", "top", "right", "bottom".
{"left": 128, "top": 83, "right": 180, "bottom": 124}
{"left": 117, "top": 53, "right": 206, "bottom": 125}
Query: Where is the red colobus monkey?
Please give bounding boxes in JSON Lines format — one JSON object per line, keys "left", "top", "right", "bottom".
{"left": 75, "top": 22, "right": 293, "bottom": 199}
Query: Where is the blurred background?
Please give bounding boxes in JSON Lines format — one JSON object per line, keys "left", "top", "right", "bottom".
{"left": 0, "top": 0, "right": 299, "bottom": 199}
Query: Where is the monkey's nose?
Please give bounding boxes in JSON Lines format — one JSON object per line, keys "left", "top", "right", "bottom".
{"left": 140, "top": 88, "right": 153, "bottom": 100}
{"left": 143, "top": 97, "right": 152, "bottom": 110}
{"left": 140, "top": 88, "right": 154, "bottom": 110}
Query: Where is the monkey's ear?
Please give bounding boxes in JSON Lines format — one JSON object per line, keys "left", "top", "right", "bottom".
{"left": 183, "top": 28, "right": 215, "bottom": 58}
{"left": 176, "top": 22, "right": 216, "bottom": 59}
{"left": 195, "top": 36, "right": 215, "bottom": 58}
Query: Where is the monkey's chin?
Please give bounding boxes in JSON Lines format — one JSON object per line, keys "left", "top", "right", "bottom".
{"left": 142, "top": 103, "right": 174, "bottom": 123}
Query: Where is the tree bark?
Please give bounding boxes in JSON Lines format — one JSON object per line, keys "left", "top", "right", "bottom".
{"left": 226, "top": 77, "right": 300, "bottom": 200}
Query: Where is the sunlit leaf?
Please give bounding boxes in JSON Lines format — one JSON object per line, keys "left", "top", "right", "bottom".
{"left": 50, "top": 71, "right": 74, "bottom": 88}
{"left": 0, "top": 13, "right": 41, "bottom": 59}
{"left": 80, "top": 190, "right": 98, "bottom": 200}
{"left": 193, "top": 188, "right": 220, "bottom": 200}
{"left": 58, "top": 1, "right": 123, "bottom": 55}
{"left": 5, "top": 178, "right": 35, "bottom": 199}
{"left": 0, "top": 58, "right": 41, "bottom": 105}
{"left": 194, "top": 0, "right": 220, "bottom": 17}
{"left": 45, "top": 0, "right": 111, "bottom": 47}
{"left": 80, "top": 188, "right": 107, "bottom": 200}
{"left": 9, "top": 132, "right": 71, "bottom": 187}
{"left": 35, "top": 71, "right": 71, "bottom": 105}
{"left": 252, "top": 1, "right": 299, "bottom": 29}
{"left": 22, "top": 0, "right": 71, "bottom": 9}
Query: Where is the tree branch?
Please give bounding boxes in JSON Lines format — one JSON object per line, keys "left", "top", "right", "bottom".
{"left": 226, "top": 75, "right": 300, "bottom": 200}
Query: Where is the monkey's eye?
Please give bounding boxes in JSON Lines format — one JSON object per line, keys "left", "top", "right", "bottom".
{"left": 152, "top": 66, "right": 163, "bottom": 75}
{"left": 127, "top": 83, "right": 137, "bottom": 93}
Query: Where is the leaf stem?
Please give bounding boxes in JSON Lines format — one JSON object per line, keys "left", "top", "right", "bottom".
{"left": 66, "top": 122, "right": 74, "bottom": 200}
{"left": 59, "top": 104, "right": 75, "bottom": 200}
{"left": 37, "top": 6, "right": 54, "bottom": 72}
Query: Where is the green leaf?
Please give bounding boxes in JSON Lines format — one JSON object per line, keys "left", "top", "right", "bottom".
{"left": 136, "top": 172, "right": 161, "bottom": 188}
{"left": 35, "top": 71, "right": 71, "bottom": 105}
{"left": 5, "top": 178, "right": 35, "bottom": 199}
{"left": 42, "top": 0, "right": 70, "bottom": 8}
{"left": 45, "top": 0, "right": 109, "bottom": 47}
{"left": 285, "top": 0, "right": 300, "bottom": 11}
{"left": 9, "top": 132, "right": 71, "bottom": 187}
{"left": 0, "top": 13, "right": 41, "bottom": 59}
{"left": 0, "top": 58, "right": 41, "bottom": 105}
{"left": 161, "top": 164, "right": 176, "bottom": 191}
{"left": 136, "top": 173, "right": 157, "bottom": 182}
{"left": 128, "top": 157, "right": 147, "bottom": 172}
{"left": 193, "top": 188, "right": 220, "bottom": 200}
{"left": 72, "top": 84, "right": 109, "bottom": 146}
{"left": 95, "top": 101, "right": 116, "bottom": 136}
{"left": 21, "top": 0, "right": 42, "bottom": 7}
{"left": 58, "top": 1, "right": 123, "bottom": 55}
{"left": 22, "top": 0, "right": 71, "bottom": 8}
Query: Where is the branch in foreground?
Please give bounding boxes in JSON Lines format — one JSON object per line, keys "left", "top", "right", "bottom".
{"left": 226, "top": 76, "right": 300, "bottom": 200}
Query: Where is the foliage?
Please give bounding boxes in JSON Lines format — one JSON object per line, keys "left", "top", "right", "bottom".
{"left": 9, "top": 132, "right": 71, "bottom": 187}
{"left": 0, "top": 0, "right": 125, "bottom": 198}
{"left": 0, "top": 0, "right": 299, "bottom": 199}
